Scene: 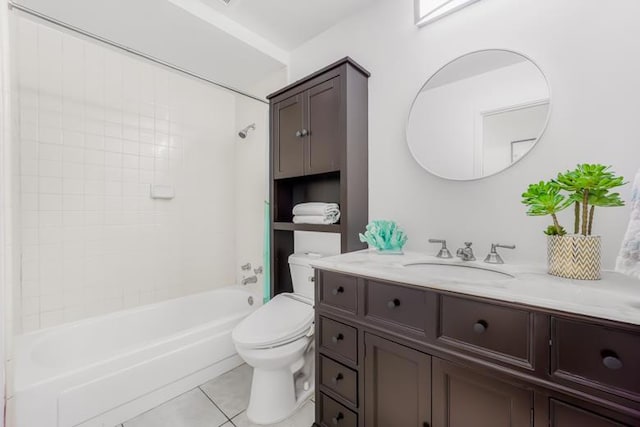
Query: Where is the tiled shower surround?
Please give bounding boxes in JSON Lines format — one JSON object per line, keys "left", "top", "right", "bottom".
{"left": 14, "top": 17, "right": 246, "bottom": 333}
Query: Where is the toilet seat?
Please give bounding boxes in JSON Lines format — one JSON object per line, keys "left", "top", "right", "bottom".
{"left": 232, "top": 293, "right": 314, "bottom": 350}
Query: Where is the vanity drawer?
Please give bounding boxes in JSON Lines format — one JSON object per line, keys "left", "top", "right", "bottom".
{"left": 318, "top": 393, "right": 358, "bottom": 427}
{"left": 319, "top": 317, "right": 358, "bottom": 363}
{"left": 365, "top": 280, "right": 429, "bottom": 334}
{"left": 319, "top": 271, "right": 358, "bottom": 314}
{"left": 551, "top": 317, "right": 640, "bottom": 400}
{"left": 320, "top": 355, "right": 358, "bottom": 405}
{"left": 438, "top": 295, "right": 534, "bottom": 368}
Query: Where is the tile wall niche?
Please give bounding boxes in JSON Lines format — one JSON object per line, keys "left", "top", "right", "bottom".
{"left": 13, "top": 16, "right": 242, "bottom": 333}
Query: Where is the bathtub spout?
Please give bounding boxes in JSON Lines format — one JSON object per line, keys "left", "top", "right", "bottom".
{"left": 242, "top": 275, "right": 258, "bottom": 285}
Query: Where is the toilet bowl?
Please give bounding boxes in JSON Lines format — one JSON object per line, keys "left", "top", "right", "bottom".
{"left": 232, "top": 253, "right": 322, "bottom": 425}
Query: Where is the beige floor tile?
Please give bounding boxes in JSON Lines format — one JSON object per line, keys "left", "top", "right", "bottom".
{"left": 200, "top": 364, "right": 253, "bottom": 419}
{"left": 123, "top": 388, "right": 228, "bottom": 427}
{"left": 231, "top": 401, "right": 314, "bottom": 427}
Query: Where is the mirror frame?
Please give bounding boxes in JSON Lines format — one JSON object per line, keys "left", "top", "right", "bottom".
{"left": 406, "top": 48, "right": 552, "bottom": 181}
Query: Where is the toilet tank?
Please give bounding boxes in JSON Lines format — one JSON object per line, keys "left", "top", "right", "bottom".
{"left": 288, "top": 253, "right": 324, "bottom": 300}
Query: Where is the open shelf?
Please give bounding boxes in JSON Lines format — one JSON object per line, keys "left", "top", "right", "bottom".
{"left": 273, "top": 172, "right": 341, "bottom": 223}
{"left": 273, "top": 222, "right": 341, "bottom": 233}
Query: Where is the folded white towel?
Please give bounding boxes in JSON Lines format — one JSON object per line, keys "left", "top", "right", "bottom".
{"left": 293, "top": 214, "right": 340, "bottom": 225}
{"left": 616, "top": 169, "right": 640, "bottom": 279}
{"left": 292, "top": 202, "right": 340, "bottom": 217}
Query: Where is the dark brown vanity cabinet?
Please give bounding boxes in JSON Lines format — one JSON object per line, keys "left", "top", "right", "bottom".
{"left": 549, "top": 398, "right": 636, "bottom": 426}
{"left": 364, "top": 334, "right": 431, "bottom": 427}
{"left": 314, "top": 270, "right": 640, "bottom": 427}
{"left": 268, "top": 58, "right": 370, "bottom": 296}
{"left": 432, "top": 358, "right": 533, "bottom": 427}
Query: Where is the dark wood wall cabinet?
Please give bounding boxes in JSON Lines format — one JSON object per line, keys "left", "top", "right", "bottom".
{"left": 268, "top": 58, "right": 369, "bottom": 296}
{"left": 314, "top": 269, "right": 640, "bottom": 427}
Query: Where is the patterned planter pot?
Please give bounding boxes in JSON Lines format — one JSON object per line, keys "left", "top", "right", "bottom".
{"left": 547, "top": 235, "right": 601, "bottom": 280}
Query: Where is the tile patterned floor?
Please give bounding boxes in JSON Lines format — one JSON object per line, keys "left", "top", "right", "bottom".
{"left": 120, "top": 364, "right": 315, "bottom": 427}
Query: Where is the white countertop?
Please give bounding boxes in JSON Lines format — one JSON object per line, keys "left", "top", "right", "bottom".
{"left": 310, "top": 250, "right": 640, "bottom": 326}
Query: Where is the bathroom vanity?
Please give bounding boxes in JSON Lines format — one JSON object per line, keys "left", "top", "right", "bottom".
{"left": 311, "top": 251, "right": 640, "bottom": 427}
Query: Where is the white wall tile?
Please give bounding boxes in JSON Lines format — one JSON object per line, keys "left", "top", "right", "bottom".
{"left": 15, "top": 16, "right": 245, "bottom": 332}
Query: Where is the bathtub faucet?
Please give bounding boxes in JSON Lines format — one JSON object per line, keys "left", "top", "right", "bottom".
{"left": 241, "top": 275, "right": 258, "bottom": 285}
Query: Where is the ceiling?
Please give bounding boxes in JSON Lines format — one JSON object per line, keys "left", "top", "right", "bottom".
{"left": 14, "top": 0, "right": 377, "bottom": 95}
{"left": 200, "top": 0, "right": 376, "bottom": 51}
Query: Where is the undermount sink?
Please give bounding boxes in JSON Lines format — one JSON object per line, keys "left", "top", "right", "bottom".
{"left": 402, "top": 261, "right": 514, "bottom": 281}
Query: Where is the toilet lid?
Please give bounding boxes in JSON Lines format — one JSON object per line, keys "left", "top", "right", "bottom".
{"left": 232, "top": 294, "right": 314, "bottom": 349}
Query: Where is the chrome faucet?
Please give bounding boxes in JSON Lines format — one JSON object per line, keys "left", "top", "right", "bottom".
{"left": 456, "top": 242, "right": 476, "bottom": 261}
{"left": 484, "top": 243, "right": 516, "bottom": 264}
{"left": 241, "top": 275, "right": 258, "bottom": 285}
{"left": 428, "top": 239, "right": 452, "bottom": 258}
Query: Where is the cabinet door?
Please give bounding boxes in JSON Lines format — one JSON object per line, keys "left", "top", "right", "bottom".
{"left": 364, "top": 333, "right": 431, "bottom": 427}
{"left": 273, "top": 93, "right": 304, "bottom": 178}
{"left": 432, "top": 358, "right": 533, "bottom": 427}
{"left": 549, "top": 399, "right": 633, "bottom": 427}
{"left": 304, "top": 77, "right": 342, "bottom": 175}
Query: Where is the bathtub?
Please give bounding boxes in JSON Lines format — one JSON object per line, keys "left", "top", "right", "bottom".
{"left": 13, "top": 286, "right": 258, "bottom": 427}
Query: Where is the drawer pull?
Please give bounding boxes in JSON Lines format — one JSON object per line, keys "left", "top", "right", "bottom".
{"left": 331, "top": 333, "right": 344, "bottom": 344}
{"left": 601, "top": 350, "right": 623, "bottom": 370}
{"left": 331, "top": 373, "right": 344, "bottom": 384}
{"left": 332, "top": 412, "right": 344, "bottom": 425}
{"left": 473, "top": 320, "right": 488, "bottom": 334}
{"left": 332, "top": 286, "right": 344, "bottom": 296}
{"left": 387, "top": 298, "right": 401, "bottom": 309}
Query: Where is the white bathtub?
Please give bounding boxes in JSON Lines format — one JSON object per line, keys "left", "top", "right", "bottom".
{"left": 13, "top": 286, "right": 258, "bottom": 427}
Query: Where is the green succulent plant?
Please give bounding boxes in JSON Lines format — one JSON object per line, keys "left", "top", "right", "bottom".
{"left": 522, "top": 164, "right": 626, "bottom": 236}
{"left": 554, "top": 164, "right": 625, "bottom": 235}
{"left": 521, "top": 181, "right": 572, "bottom": 235}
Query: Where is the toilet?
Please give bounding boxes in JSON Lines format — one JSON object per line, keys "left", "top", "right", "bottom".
{"left": 232, "top": 252, "right": 321, "bottom": 425}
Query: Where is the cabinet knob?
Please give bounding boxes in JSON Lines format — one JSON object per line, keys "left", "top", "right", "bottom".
{"left": 295, "top": 130, "right": 302, "bottom": 138}
{"left": 332, "top": 286, "right": 344, "bottom": 296}
{"left": 601, "top": 350, "right": 623, "bottom": 370}
{"left": 473, "top": 320, "right": 488, "bottom": 334}
{"left": 331, "top": 373, "right": 344, "bottom": 384}
{"left": 331, "top": 333, "right": 344, "bottom": 344}
{"left": 387, "top": 298, "right": 401, "bottom": 309}
{"left": 332, "top": 412, "right": 344, "bottom": 425}
{"left": 301, "top": 128, "right": 309, "bottom": 137}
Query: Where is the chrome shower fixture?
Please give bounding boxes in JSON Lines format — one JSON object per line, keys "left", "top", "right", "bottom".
{"left": 238, "top": 123, "right": 256, "bottom": 139}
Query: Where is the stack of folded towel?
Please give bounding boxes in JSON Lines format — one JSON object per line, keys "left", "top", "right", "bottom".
{"left": 292, "top": 202, "right": 341, "bottom": 225}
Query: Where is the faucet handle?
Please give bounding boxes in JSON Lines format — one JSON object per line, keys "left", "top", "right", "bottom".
{"left": 428, "top": 239, "right": 453, "bottom": 259}
{"left": 464, "top": 242, "right": 473, "bottom": 248}
{"left": 484, "top": 243, "right": 516, "bottom": 264}
{"left": 494, "top": 243, "right": 516, "bottom": 250}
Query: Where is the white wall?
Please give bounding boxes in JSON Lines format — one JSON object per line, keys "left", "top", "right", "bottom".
{"left": 0, "top": 0, "right": 10, "bottom": 423}
{"left": 289, "top": 0, "right": 640, "bottom": 268}
{"left": 13, "top": 16, "right": 242, "bottom": 333}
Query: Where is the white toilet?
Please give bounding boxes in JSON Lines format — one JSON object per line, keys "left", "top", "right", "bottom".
{"left": 232, "top": 253, "right": 321, "bottom": 425}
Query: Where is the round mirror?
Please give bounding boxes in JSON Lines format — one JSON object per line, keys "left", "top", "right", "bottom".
{"left": 407, "top": 50, "right": 551, "bottom": 181}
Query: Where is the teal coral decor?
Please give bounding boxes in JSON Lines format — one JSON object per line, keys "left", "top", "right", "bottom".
{"left": 359, "top": 220, "right": 408, "bottom": 254}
